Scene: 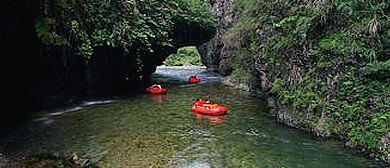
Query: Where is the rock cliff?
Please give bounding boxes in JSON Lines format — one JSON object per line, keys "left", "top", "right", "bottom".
{"left": 197, "top": 0, "right": 237, "bottom": 72}
{"left": 199, "top": 0, "right": 390, "bottom": 166}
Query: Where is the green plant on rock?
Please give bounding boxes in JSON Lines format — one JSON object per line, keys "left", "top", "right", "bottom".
{"left": 362, "top": 59, "right": 390, "bottom": 80}
{"left": 213, "top": 0, "right": 390, "bottom": 161}
{"left": 70, "top": 20, "right": 93, "bottom": 60}
{"left": 335, "top": 66, "right": 390, "bottom": 153}
{"left": 36, "top": 17, "right": 70, "bottom": 47}
{"left": 271, "top": 78, "right": 283, "bottom": 92}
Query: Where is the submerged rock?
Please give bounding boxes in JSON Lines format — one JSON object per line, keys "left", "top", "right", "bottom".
{"left": 19, "top": 153, "right": 99, "bottom": 168}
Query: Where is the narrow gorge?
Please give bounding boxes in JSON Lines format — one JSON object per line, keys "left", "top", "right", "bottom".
{"left": 0, "top": 0, "right": 389, "bottom": 167}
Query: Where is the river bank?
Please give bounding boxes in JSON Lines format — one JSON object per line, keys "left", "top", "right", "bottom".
{"left": 218, "top": 73, "right": 389, "bottom": 168}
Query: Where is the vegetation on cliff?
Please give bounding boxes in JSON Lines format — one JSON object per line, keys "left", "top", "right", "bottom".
{"left": 36, "top": 0, "right": 217, "bottom": 62}
{"left": 221, "top": 0, "right": 390, "bottom": 163}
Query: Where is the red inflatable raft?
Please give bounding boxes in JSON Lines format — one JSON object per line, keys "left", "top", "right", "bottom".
{"left": 145, "top": 87, "right": 167, "bottom": 94}
{"left": 149, "top": 88, "right": 167, "bottom": 94}
{"left": 189, "top": 78, "right": 201, "bottom": 83}
{"left": 191, "top": 104, "right": 228, "bottom": 115}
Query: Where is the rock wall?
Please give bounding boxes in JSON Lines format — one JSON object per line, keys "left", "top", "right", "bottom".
{"left": 198, "top": 0, "right": 271, "bottom": 91}
{"left": 0, "top": 1, "right": 39, "bottom": 125}
{"left": 197, "top": 0, "right": 237, "bottom": 72}
{"left": 200, "top": 0, "right": 390, "bottom": 166}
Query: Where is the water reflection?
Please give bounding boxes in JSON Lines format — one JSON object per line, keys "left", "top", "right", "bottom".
{"left": 147, "top": 94, "right": 171, "bottom": 108}
{"left": 189, "top": 86, "right": 200, "bottom": 90}
{"left": 150, "top": 94, "right": 170, "bottom": 100}
{"left": 192, "top": 111, "right": 227, "bottom": 125}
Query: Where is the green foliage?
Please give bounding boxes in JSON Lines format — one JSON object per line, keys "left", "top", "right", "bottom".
{"left": 334, "top": 0, "right": 388, "bottom": 22}
{"left": 340, "top": 103, "right": 390, "bottom": 150}
{"left": 274, "top": 15, "right": 306, "bottom": 28}
{"left": 271, "top": 78, "right": 283, "bottom": 92}
{"left": 317, "top": 55, "right": 332, "bottom": 69}
{"left": 70, "top": 20, "right": 93, "bottom": 58}
{"left": 37, "top": 0, "right": 217, "bottom": 64}
{"left": 319, "top": 30, "right": 369, "bottom": 58}
{"left": 164, "top": 54, "right": 202, "bottom": 66}
{"left": 362, "top": 59, "right": 390, "bottom": 79}
{"left": 224, "top": 0, "right": 390, "bottom": 155}
{"left": 274, "top": 15, "right": 314, "bottom": 39}
{"left": 163, "top": 46, "right": 202, "bottom": 66}
{"left": 177, "top": 46, "right": 201, "bottom": 56}
{"left": 269, "top": 34, "right": 296, "bottom": 50}
{"left": 36, "top": 17, "right": 70, "bottom": 46}
{"left": 336, "top": 68, "right": 390, "bottom": 150}
{"left": 232, "top": 66, "right": 245, "bottom": 83}
{"left": 181, "top": 0, "right": 218, "bottom": 24}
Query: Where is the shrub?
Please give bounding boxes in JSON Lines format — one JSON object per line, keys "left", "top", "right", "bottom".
{"left": 163, "top": 46, "right": 202, "bottom": 66}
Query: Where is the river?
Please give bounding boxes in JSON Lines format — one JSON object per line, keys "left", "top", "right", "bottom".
{"left": 0, "top": 66, "right": 379, "bottom": 167}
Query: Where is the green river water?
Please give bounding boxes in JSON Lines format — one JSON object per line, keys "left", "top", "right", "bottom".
{"left": 0, "top": 66, "right": 379, "bottom": 168}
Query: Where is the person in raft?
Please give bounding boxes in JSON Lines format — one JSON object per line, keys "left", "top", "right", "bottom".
{"left": 189, "top": 74, "right": 198, "bottom": 79}
{"left": 195, "top": 99, "right": 206, "bottom": 106}
{"left": 148, "top": 84, "right": 162, "bottom": 90}
{"left": 195, "top": 99, "right": 218, "bottom": 109}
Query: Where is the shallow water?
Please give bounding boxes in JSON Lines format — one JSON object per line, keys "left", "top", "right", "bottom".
{"left": 0, "top": 66, "right": 379, "bottom": 167}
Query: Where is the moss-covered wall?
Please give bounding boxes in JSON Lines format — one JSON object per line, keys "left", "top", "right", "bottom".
{"left": 200, "top": 0, "right": 390, "bottom": 165}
